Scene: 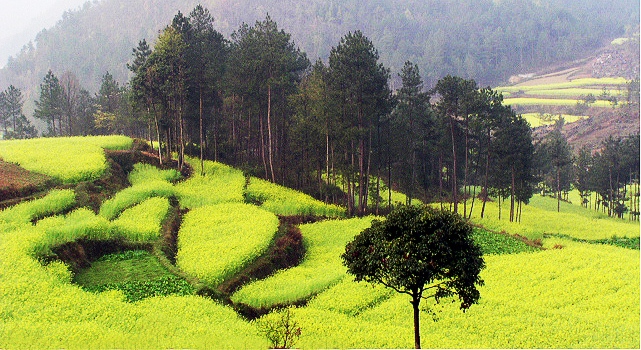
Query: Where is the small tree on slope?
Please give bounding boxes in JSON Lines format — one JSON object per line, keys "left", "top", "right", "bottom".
{"left": 342, "top": 205, "right": 485, "bottom": 349}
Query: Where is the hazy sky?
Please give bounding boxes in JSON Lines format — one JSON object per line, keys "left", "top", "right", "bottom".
{"left": 0, "top": 0, "right": 90, "bottom": 67}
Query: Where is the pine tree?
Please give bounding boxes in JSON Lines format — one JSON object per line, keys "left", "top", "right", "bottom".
{"left": 34, "top": 70, "right": 63, "bottom": 136}
{"left": 327, "top": 30, "right": 391, "bottom": 215}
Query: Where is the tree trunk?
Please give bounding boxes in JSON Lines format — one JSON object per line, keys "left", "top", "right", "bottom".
{"left": 152, "top": 105, "right": 163, "bottom": 165}
{"left": 267, "top": 84, "right": 275, "bottom": 182}
{"left": 463, "top": 116, "right": 469, "bottom": 218}
{"left": 199, "top": 90, "right": 205, "bottom": 175}
{"left": 450, "top": 117, "right": 458, "bottom": 214}
{"left": 259, "top": 112, "right": 268, "bottom": 179}
{"left": 412, "top": 295, "right": 421, "bottom": 349}
{"left": 510, "top": 167, "right": 515, "bottom": 222}
{"left": 556, "top": 166, "right": 561, "bottom": 212}
{"left": 481, "top": 129, "right": 490, "bottom": 219}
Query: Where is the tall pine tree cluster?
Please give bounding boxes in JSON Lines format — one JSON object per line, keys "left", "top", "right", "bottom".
{"left": 20, "top": 4, "right": 639, "bottom": 220}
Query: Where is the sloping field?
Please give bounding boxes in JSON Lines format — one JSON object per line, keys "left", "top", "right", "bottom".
{"left": 0, "top": 136, "right": 638, "bottom": 348}
{"left": 497, "top": 67, "right": 631, "bottom": 128}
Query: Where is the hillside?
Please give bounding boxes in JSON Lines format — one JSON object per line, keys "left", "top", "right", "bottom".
{"left": 0, "top": 136, "right": 638, "bottom": 348}
{"left": 495, "top": 37, "right": 640, "bottom": 150}
{"left": 0, "top": 0, "right": 638, "bottom": 101}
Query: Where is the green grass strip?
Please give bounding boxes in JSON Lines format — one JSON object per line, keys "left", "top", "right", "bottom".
{"left": 544, "top": 233, "right": 640, "bottom": 250}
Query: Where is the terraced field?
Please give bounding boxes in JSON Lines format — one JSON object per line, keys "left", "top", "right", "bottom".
{"left": 497, "top": 71, "right": 630, "bottom": 127}
{"left": 0, "top": 136, "right": 638, "bottom": 348}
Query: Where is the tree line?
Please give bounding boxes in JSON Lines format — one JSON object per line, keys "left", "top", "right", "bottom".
{"left": 536, "top": 119, "right": 640, "bottom": 220}
{"left": 123, "top": 6, "right": 537, "bottom": 219}
{"left": 2, "top": 0, "right": 638, "bottom": 98}
{"left": 11, "top": 5, "right": 640, "bottom": 221}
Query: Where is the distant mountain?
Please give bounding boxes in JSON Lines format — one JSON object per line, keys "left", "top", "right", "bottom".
{"left": 0, "top": 0, "right": 638, "bottom": 103}
{"left": 0, "top": 0, "right": 89, "bottom": 69}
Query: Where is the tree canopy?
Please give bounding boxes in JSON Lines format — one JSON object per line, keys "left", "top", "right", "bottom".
{"left": 342, "top": 204, "right": 485, "bottom": 348}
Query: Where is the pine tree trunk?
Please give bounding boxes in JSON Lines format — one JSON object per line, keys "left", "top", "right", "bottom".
{"left": 556, "top": 166, "right": 561, "bottom": 212}
{"left": 481, "top": 129, "right": 491, "bottom": 218}
{"left": 450, "top": 117, "right": 458, "bottom": 214}
{"left": 152, "top": 105, "right": 163, "bottom": 165}
{"left": 199, "top": 90, "right": 205, "bottom": 175}
{"left": 510, "top": 167, "right": 515, "bottom": 222}
{"left": 267, "top": 84, "right": 275, "bottom": 182}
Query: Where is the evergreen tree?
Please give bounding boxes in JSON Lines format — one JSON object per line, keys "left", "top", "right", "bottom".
{"left": 0, "top": 85, "right": 23, "bottom": 134}
{"left": 187, "top": 5, "right": 228, "bottom": 173}
{"left": 573, "top": 145, "right": 593, "bottom": 208}
{"left": 491, "top": 113, "right": 536, "bottom": 222}
{"left": 391, "top": 61, "right": 432, "bottom": 205}
{"left": 432, "top": 75, "right": 479, "bottom": 214}
{"left": 227, "top": 15, "right": 309, "bottom": 182}
{"left": 536, "top": 118, "right": 573, "bottom": 212}
{"left": 94, "top": 72, "right": 127, "bottom": 135}
{"left": 34, "top": 70, "right": 63, "bottom": 136}
{"left": 0, "top": 85, "right": 36, "bottom": 139}
{"left": 327, "top": 30, "right": 391, "bottom": 215}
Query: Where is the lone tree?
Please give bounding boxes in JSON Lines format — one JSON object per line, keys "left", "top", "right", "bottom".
{"left": 342, "top": 205, "right": 484, "bottom": 349}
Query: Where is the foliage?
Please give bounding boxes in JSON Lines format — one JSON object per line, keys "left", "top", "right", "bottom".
{"left": 0, "top": 85, "right": 36, "bottom": 139}
{"left": 293, "top": 243, "right": 639, "bottom": 349}
{"left": 503, "top": 97, "right": 613, "bottom": 107}
{"left": 128, "top": 163, "right": 181, "bottom": 185}
{"left": 33, "top": 208, "right": 112, "bottom": 257}
{"left": 544, "top": 233, "right": 640, "bottom": 250}
{"left": 305, "top": 278, "right": 394, "bottom": 317}
{"left": 176, "top": 203, "right": 279, "bottom": 286}
{"left": 465, "top": 194, "right": 640, "bottom": 241}
{"left": 0, "top": 141, "right": 639, "bottom": 348}
{"left": 83, "top": 276, "right": 195, "bottom": 303}
{"left": 342, "top": 204, "right": 485, "bottom": 348}
{"left": 231, "top": 217, "right": 373, "bottom": 308}
{"left": 2, "top": 0, "right": 637, "bottom": 101}
{"left": 0, "top": 135, "right": 132, "bottom": 183}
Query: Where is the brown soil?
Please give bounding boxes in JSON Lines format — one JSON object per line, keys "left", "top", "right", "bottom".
{"left": 0, "top": 160, "right": 56, "bottom": 204}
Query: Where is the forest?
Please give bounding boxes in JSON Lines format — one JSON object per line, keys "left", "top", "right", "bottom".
{"left": 0, "top": 0, "right": 639, "bottom": 97}
{"left": 3, "top": 4, "right": 638, "bottom": 220}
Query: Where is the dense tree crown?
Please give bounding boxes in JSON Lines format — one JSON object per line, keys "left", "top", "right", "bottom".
{"left": 342, "top": 205, "right": 485, "bottom": 348}
{"left": 7, "top": 4, "right": 639, "bottom": 222}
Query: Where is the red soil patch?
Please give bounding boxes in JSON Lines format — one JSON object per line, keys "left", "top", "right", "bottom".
{"left": 0, "top": 160, "right": 54, "bottom": 202}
